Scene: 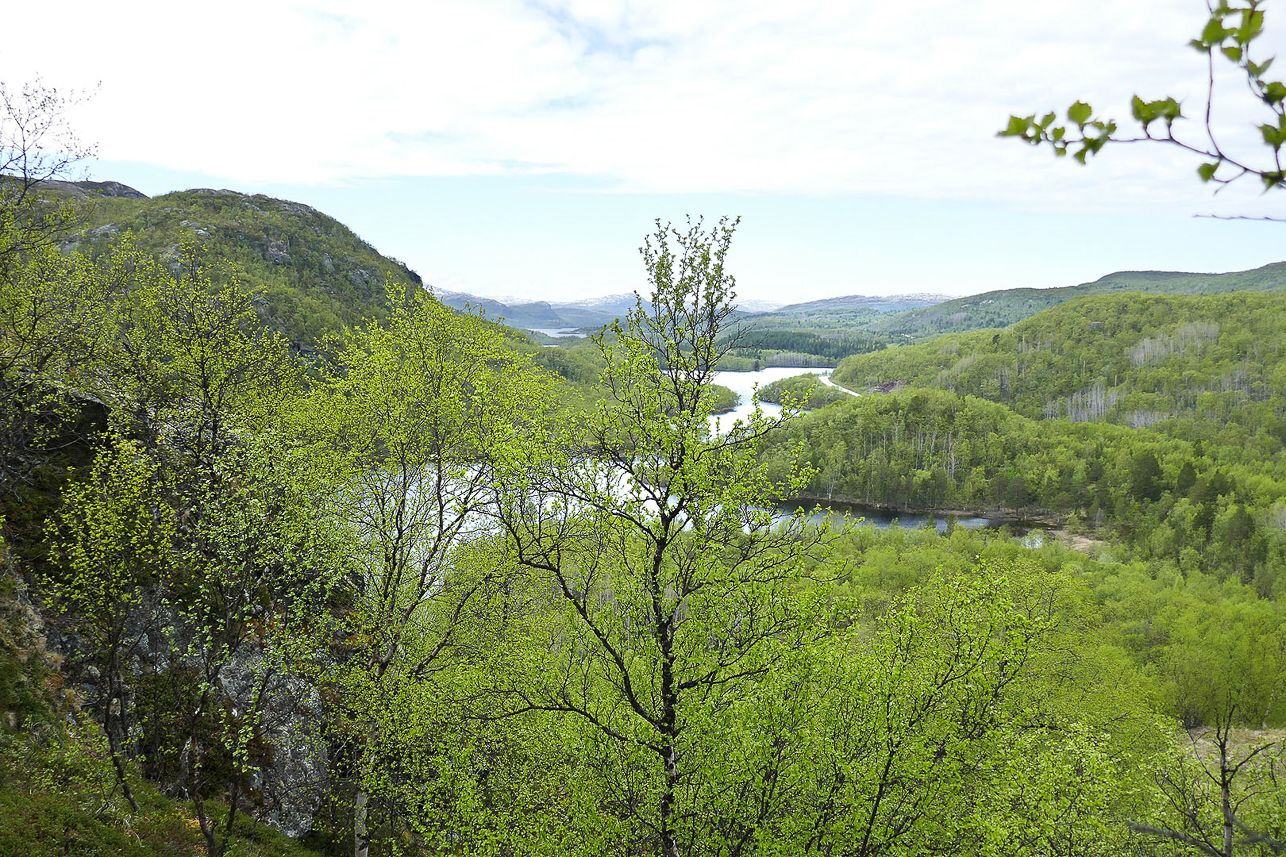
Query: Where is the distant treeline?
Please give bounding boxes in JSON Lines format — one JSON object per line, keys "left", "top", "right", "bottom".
{"left": 713, "top": 328, "right": 885, "bottom": 369}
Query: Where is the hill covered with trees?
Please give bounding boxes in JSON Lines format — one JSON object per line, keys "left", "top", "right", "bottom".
{"left": 857, "top": 263, "right": 1286, "bottom": 339}
{"left": 832, "top": 291, "right": 1286, "bottom": 440}
{"left": 761, "top": 290, "right": 1286, "bottom": 603}
{"left": 706, "top": 264, "right": 1286, "bottom": 369}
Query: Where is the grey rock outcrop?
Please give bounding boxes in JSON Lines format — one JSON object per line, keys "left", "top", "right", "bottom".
{"left": 217, "top": 646, "right": 329, "bottom": 838}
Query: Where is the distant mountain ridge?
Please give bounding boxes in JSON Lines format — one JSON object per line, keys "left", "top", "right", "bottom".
{"left": 869, "top": 263, "right": 1286, "bottom": 338}
{"left": 435, "top": 290, "right": 957, "bottom": 330}
{"left": 442, "top": 263, "right": 1286, "bottom": 336}
{"left": 770, "top": 293, "right": 954, "bottom": 314}
{"left": 433, "top": 291, "right": 629, "bottom": 330}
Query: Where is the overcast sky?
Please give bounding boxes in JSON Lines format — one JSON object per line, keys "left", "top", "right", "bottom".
{"left": 6, "top": 0, "right": 1286, "bottom": 304}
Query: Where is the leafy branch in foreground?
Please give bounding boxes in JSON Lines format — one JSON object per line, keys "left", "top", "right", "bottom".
{"left": 1000, "top": 0, "right": 1286, "bottom": 196}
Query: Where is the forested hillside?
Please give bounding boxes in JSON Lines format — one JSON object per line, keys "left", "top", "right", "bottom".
{"left": 704, "top": 265, "right": 1286, "bottom": 369}
{"left": 833, "top": 291, "right": 1286, "bottom": 442}
{"left": 764, "top": 290, "right": 1286, "bottom": 600}
{"left": 763, "top": 387, "right": 1286, "bottom": 586}
{"left": 862, "top": 263, "right": 1286, "bottom": 338}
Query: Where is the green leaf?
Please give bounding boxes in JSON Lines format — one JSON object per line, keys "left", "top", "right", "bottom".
{"left": 1223, "top": 45, "right": 1244, "bottom": 62}
{"left": 1249, "top": 56, "right": 1274, "bottom": 77}
{"left": 1264, "top": 81, "right": 1286, "bottom": 104}
{"left": 1198, "top": 162, "right": 1219, "bottom": 182}
{"left": 1202, "top": 17, "right": 1229, "bottom": 45}
{"left": 1067, "top": 101, "right": 1093, "bottom": 125}
{"left": 1133, "top": 96, "right": 1181, "bottom": 127}
{"left": 999, "top": 115, "right": 1032, "bottom": 137}
{"left": 1131, "top": 95, "right": 1150, "bottom": 122}
{"left": 1239, "top": 9, "right": 1265, "bottom": 43}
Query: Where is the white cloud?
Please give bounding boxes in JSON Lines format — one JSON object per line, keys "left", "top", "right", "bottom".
{"left": 6, "top": 0, "right": 1285, "bottom": 214}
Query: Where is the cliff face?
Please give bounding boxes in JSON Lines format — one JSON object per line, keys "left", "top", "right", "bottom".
{"left": 215, "top": 646, "right": 329, "bottom": 837}
{"left": 0, "top": 572, "right": 63, "bottom": 733}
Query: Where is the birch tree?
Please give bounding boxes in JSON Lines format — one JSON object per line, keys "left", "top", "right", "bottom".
{"left": 495, "top": 217, "right": 831, "bottom": 857}
{"left": 311, "top": 284, "right": 552, "bottom": 857}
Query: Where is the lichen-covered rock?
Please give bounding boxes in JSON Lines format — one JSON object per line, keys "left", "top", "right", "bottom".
{"left": 216, "top": 645, "right": 329, "bottom": 838}
{"left": 265, "top": 241, "right": 292, "bottom": 266}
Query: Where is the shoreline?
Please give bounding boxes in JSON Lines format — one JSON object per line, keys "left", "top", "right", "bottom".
{"left": 787, "top": 492, "right": 1065, "bottom": 528}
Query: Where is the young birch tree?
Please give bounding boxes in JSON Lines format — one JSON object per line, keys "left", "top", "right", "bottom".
{"left": 44, "top": 434, "right": 175, "bottom": 813}
{"left": 1, "top": 79, "right": 113, "bottom": 503}
{"left": 495, "top": 217, "right": 830, "bottom": 857}
{"left": 311, "top": 285, "right": 552, "bottom": 857}
{"left": 98, "top": 251, "right": 336, "bottom": 857}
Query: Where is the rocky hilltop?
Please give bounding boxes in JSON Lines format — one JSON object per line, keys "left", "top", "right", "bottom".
{"left": 54, "top": 184, "right": 424, "bottom": 349}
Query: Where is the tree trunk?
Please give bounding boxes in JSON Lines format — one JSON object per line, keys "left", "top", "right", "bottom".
{"left": 224, "top": 778, "right": 240, "bottom": 844}
{"left": 107, "top": 727, "right": 140, "bottom": 814}
{"left": 104, "top": 680, "right": 140, "bottom": 814}
{"left": 354, "top": 785, "right": 371, "bottom": 857}
{"left": 661, "top": 745, "right": 681, "bottom": 857}
{"left": 354, "top": 731, "right": 379, "bottom": 857}
{"left": 1219, "top": 728, "right": 1235, "bottom": 857}
{"left": 190, "top": 747, "right": 224, "bottom": 857}
{"left": 658, "top": 601, "right": 680, "bottom": 857}
{"left": 179, "top": 685, "right": 223, "bottom": 857}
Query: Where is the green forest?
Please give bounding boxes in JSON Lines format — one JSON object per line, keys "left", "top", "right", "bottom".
{"left": 6, "top": 86, "right": 1286, "bottom": 857}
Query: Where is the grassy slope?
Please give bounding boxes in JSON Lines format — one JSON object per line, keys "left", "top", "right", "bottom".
{"left": 0, "top": 773, "right": 326, "bottom": 857}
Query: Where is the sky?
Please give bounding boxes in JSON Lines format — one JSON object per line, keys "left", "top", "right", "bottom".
{"left": 5, "top": 0, "right": 1286, "bottom": 305}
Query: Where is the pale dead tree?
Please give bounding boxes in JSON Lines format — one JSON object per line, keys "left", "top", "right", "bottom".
{"left": 1132, "top": 710, "right": 1286, "bottom": 856}
{"left": 0, "top": 77, "right": 97, "bottom": 266}
{"left": 0, "top": 78, "right": 114, "bottom": 501}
